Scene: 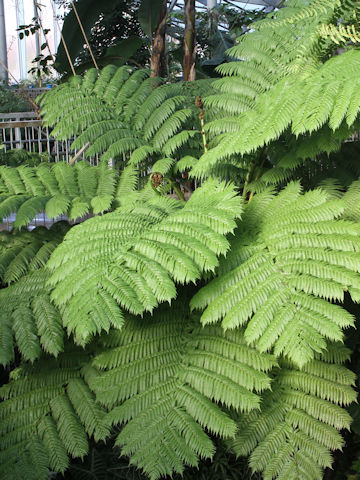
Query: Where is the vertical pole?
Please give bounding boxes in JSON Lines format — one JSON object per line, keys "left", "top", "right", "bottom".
{"left": 33, "top": 1, "right": 41, "bottom": 85}
{"left": 15, "top": 0, "right": 27, "bottom": 81}
{"left": 183, "top": 0, "right": 196, "bottom": 81}
{"left": 33, "top": 2, "right": 40, "bottom": 59}
{"left": 53, "top": 1, "right": 59, "bottom": 51}
{"left": 15, "top": 127, "right": 23, "bottom": 149}
{"left": 0, "top": 0, "right": 8, "bottom": 83}
{"left": 207, "top": 0, "right": 217, "bottom": 35}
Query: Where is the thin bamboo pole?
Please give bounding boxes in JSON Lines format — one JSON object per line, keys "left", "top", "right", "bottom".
{"left": 50, "top": 0, "right": 76, "bottom": 76}
{"left": 70, "top": 1, "right": 98, "bottom": 69}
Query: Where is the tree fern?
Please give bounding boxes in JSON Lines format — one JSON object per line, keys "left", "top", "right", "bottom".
{"left": 191, "top": 182, "right": 359, "bottom": 367}
{"left": 0, "top": 4, "right": 358, "bottom": 480}
{"left": 47, "top": 180, "right": 241, "bottom": 344}
{"left": 0, "top": 163, "right": 117, "bottom": 227}
{"left": 0, "top": 223, "right": 69, "bottom": 284}
{"left": 192, "top": 0, "right": 360, "bottom": 180}
{"left": 0, "top": 224, "right": 69, "bottom": 364}
{"left": 231, "top": 343, "right": 356, "bottom": 480}
{"left": 0, "top": 350, "right": 110, "bottom": 480}
{"left": 39, "top": 67, "right": 215, "bottom": 196}
{"left": 89, "top": 299, "right": 276, "bottom": 480}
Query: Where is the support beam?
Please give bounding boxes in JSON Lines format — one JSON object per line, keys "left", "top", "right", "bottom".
{"left": 52, "top": 1, "right": 59, "bottom": 50}
{"left": 33, "top": 1, "right": 40, "bottom": 60}
{"left": 15, "top": 0, "right": 27, "bottom": 81}
{"left": 0, "top": 0, "right": 8, "bottom": 83}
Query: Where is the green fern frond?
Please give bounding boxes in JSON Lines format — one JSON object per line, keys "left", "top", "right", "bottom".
{"left": 0, "top": 311, "right": 14, "bottom": 366}
{"left": 75, "top": 162, "right": 98, "bottom": 198}
{"left": 0, "top": 195, "right": 28, "bottom": 223}
{"left": 0, "top": 166, "right": 26, "bottom": 194}
{"left": 39, "top": 66, "right": 209, "bottom": 180}
{"left": 13, "top": 196, "right": 50, "bottom": 229}
{"left": 32, "top": 294, "right": 64, "bottom": 357}
{"left": 232, "top": 343, "right": 356, "bottom": 480}
{"left": 0, "top": 226, "right": 69, "bottom": 364}
{"left": 52, "top": 163, "right": 79, "bottom": 196}
{"left": 103, "top": 65, "right": 133, "bottom": 104}
{"left": 93, "top": 65, "right": 119, "bottom": 98}
{"left": 162, "top": 130, "right": 199, "bottom": 157}
{"left": 17, "top": 166, "right": 45, "bottom": 196}
{"left": 45, "top": 194, "right": 71, "bottom": 219}
{"left": 81, "top": 68, "right": 99, "bottom": 94}
{"left": 192, "top": 183, "right": 358, "bottom": 367}
{"left": 0, "top": 350, "right": 109, "bottom": 479}
{"left": 320, "top": 22, "right": 360, "bottom": 43}
{"left": 71, "top": 120, "right": 122, "bottom": 151}
{"left": 0, "top": 164, "right": 118, "bottom": 226}
{"left": 88, "top": 299, "right": 276, "bottom": 480}
{"left": 50, "top": 394, "right": 89, "bottom": 458}
{"left": 0, "top": 272, "right": 62, "bottom": 364}
{"left": 133, "top": 84, "right": 183, "bottom": 131}
{"left": 114, "top": 69, "right": 150, "bottom": 114}
{"left": 47, "top": 180, "right": 241, "bottom": 344}
{"left": 36, "top": 164, "right": 60, "bottom": 196}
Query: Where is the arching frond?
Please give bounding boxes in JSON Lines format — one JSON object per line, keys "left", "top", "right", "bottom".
{"left": 232, "top": 343, "right": 356, "bottom": 480}
{"left": 89, "top": 299, "right": 276, "bottom": 480}
{"left": 0, "top": 350, "right": 110, "bottom": 480}
{"left": 192, "top": 183, "right": 359, "bottom": 367}
{"left": 0, "top": 164, "right": 117, "bottom": 227}
{"left": 47, "top": 180, "right": 241, "bottom": 344}
{"left": 0, "top": 225, "right": 69, "bottom": 364}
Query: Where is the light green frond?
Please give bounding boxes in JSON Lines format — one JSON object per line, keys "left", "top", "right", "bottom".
{"left": 162, "top": 130, "right": 199, "bottom": 157}
{"left": 0, "top": 166, "right": 26, "bottom": 194}
{"left": 50, "top": 394, "right": 88, "bottom": 458}
{"left": 133, "top": 83, "right": 182, "bottom": 130}
{"left": 143, "top": 95, "right": 187, "bottom": 141}
{"left": 52, "top": 163, "right": 79, "bottom": 196}
{"left": 81, "top": 68, "right": 98, "bottom": 94}
{"left": 88, "top": 300, "right": 274, "bottom": 479}
{"left": 232, "top": 344, "right": 356, "bottom": 480}
{"left": 103, "top": 65, "right": 133, "bottom": 104}
{"left": 0, "top": 312, "right": 14, "bottom": 366}
{"left": 47, "top": 180, "right": 241, "bottom": 344}
{"left": 17, "top": 166, "right": 45, "bottom": 196}
{"left": 115, "top": 163, "right": 139, "bottom": 204}
{"left": 114, "top": 69, "right": 150, "bottom": 114}
{"left": 0, "top": 350, "right": 108, "bottom": 478}
{"left": 193, "top": 183, "right": 358, "bottom": 367}
{"left": 32, "top": 294, "right": 63, "bottom": 357}
{"left": 66, "top": 378, "right": 110, "bottom": 442}
{"left": 13, "top": 196, "right": 50, "bottom": 229}
{"left": 152, "top": 109, "right": 194, "bottom": 149}
{"left": 0, "top": 196, "right": 29, "bottom": 222}
{"left": 37, "top": 416, "right": 67, "bottom": 473}
{"left": 12, "top": 306, "right": 42, "bottom": 363}
{"left": 0, "top": 227, "right": 67, "bottom": 364}
{"left": 45, "top": 194, "right": 71, "bottom": 219}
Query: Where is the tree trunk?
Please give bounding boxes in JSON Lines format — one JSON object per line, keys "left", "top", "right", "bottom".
{"left": 150, "top": 0, "right": 167, "bottom": 78}
{"left": 183, "top": 0, "right": 196, "bottom": 81}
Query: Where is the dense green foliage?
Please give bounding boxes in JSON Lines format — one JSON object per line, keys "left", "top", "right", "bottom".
{"left": 2, "top": 0, "right": 360, "bottom": 479}
{"left": 0, "top": 86, "right": 31, "bottom": 113}
{"left": 0, "top": 162, "right": 116, "bottom": 227}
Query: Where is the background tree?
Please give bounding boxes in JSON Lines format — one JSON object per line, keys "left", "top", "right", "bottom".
{"left": 183, "top": 0, "right": 196, "bottom": 81}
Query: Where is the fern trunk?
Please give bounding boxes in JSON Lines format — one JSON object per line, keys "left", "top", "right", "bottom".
{"left": 150, "top": 0, "right": 167, "bottom": 78}
{"left": 183, "top": 0, "right": 196, "bottom": 81}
